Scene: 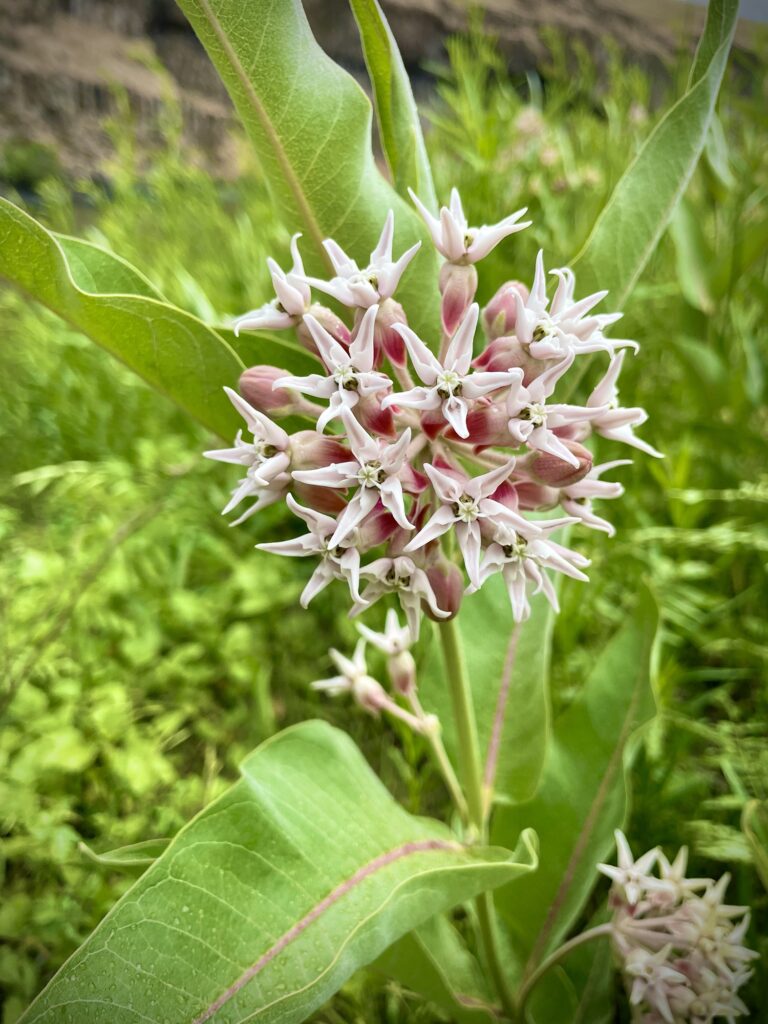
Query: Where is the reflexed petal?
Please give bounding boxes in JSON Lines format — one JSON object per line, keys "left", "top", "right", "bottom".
{"left": 301, "top": 562, "right": 336, "bottom": 608}
{"left": 394, "top": 323, "right": 442, "bottom": 383}
{"left": 330, "top": 488, "right": 379, "bottom": 547}
{"left": 404, "top": 504, "right": 456, "bottom": 551}
{"left": 444, "top": 302, "right": 479, "bottom": 376}
{"left": 442, "top": 395, "right": 469, "bottom": 437}
{"left": 349, "top": 303, "right": 379, "bottom": 371}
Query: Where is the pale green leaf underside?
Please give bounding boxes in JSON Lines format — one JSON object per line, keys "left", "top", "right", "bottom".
{"left": 22, "top": 720, "right": 536, "bottom": 1024}
{"left": 348, "top": 0, "right": 437, "bottom": 211}
{"left": 0, "top": 197, "right": 247, "bottom": 438}
{"left": 176, "top": 0, "right": 441, "bottom": 340}
{"left": 492, "top": 588, "right": 658, "bottom": 980}
{"left": 572, "top": 0, "right": 738, "bottom": 306}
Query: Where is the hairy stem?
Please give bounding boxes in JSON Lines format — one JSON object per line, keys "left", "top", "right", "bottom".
{"left": 515, "top": 923, "right": 614, "bottom": 1017}
{"left": 438, "top": 618, "right": 517, "bottom": 1020}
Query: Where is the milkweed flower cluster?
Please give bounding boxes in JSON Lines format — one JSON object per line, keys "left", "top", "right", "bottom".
{"left": 206, "top": 189, "right": 662, "bottom": 639}
{"left": 599, "top": 831, "right": 757, "bottom": 1023}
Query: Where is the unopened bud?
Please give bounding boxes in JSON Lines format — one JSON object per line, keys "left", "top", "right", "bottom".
{"left": 514, "top": 481, "right": 560, "bottom": 511}
{"left": 296, "top": 303, "right": 351, "bottom": 355}
{"left": 524, "top": 440, "right": 593, "bottom": 488}
{"left": 387, "top": 650, "right": 416, "bottom": 695}
{"left": 364, "top": 298, "right": 409, "bottom": 366}
{"left": 448, "top": 402, "right": 511, "bottom": 446}
{"left": 439, "top": 262, "right": 478, "bottom": 335}
{"left": 352, "top": 675, "right": 388, "bottom": 716}
{"left": 239, "top": 365, "right": 300, "bottom": 417}
{"left": 290, "top": 430, "right": 348, "bottom": 471}
{"left": 355, "top": 394, "right": 396, "bottom": 438}
{"left": 473, "top": 335, "right": 547, "bottom": 385}
{"left": 482, "top": 280, "right": 529, "bottom": 340}
{"left": 426, "top": 561, "right": 463, "bottom": 620}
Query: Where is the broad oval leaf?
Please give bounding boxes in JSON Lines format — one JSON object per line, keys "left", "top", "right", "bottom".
{"left": 21, "top": 720, "right": 537, "bottom": 1024}
{"left": 571, "top": 0, "right": 738, "bottom": 307}
{"left": 492, "top": 588, "right": 658, "bottom": 984}
{"left": 348, "top": 0, "right": 437, "bottom": 210}
{"left": 0, "top": 198, "right": 246, "bottom": 438}
{"left": 175, "top": 0, "right": 441, "bottom": 338}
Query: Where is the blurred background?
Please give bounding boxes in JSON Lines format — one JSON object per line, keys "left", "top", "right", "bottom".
{"left": 0, "top": 0, "right": 766, "bottom": 1019}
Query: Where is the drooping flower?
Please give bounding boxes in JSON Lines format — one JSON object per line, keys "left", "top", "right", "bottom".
{"left": 305, "top": 210, "right": 421, "bottom": 308}
{"left": 587, "top": 350, "right": 664, "bottom": 458}
{"left": 351, "top": 555, "right": 450, "bottom": 640}
{"left": 233, "top": 233, "right": 310, "bottom": 332}
{"left": 560, "top": 459, "right": 632, "bottom": 536}
{"left": 275, "top": 304, "right": 390, "bottom": 430}
{"left": 384, "top": 303, "right": 522, "bottom": 438}
{"left": 292, "top": 408, "right": 413, "bottom": 544}
{"left": 409, "top": 187, "right": 530, "bottom": 264}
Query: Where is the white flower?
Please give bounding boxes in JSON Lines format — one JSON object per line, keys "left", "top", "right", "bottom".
{"left": 507, "top": 351, "right": 602, "bottom": 467}
{"left": 560, "top": 459, "right": 633, "bottom": 536}
{"left": 587, "top": 350, "right": 664, "bottom": 458}
{"left": 304, "top": 210, "right": 421, "bottom": 308}
{"left": 275, "top": 304, "right": 391, "bottom": 431}
{"left": 383, "top": 303, "right": 522, "bottom": 438}
{"left": 292, "top": 408, "right": 413, "bottom": 545}
{"left": 356, "top": 607, "right": 412, "bottom": 655}
{"left": 204, "top": 387, "right": 291, "bottom": 525}
{"left": 409, "top": 187, "right": 530, "bottom": 263}
{"left": 404, "top": 460, "right": 534, "bottom": 588}
{"left": 234, "top": 233, "right": 311, "bottom": 332}
{"left": 625, "top": 946, "right": 688, "bottom": 1024}
{"left": 598, "top": 830, "right": 660, "bottom": 907}
{"left": 476, "top": 519, "right": 589, "bottom": 622}
{"left": 351, "top": 555, "right": 449, "bottom": 640}
{"left": 311, "top": 640, "right": 387, "bottom": 714}
{"left": 256, "top": 494, "right": 362, "bottom": 607}
{"left": 513, "top": 251, "right": 638, "bottom": 361}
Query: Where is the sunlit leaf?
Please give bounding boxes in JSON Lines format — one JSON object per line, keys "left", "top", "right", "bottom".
{"left": 22, "top": 720, "right": 537, "bottom": 1024}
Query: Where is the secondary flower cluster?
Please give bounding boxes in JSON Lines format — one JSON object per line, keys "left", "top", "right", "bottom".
{"left": 599, "top": 831, "right": 757, "bottom": 1023}
{"left": 206, "top": 190, "right": 661, "bottom": 638}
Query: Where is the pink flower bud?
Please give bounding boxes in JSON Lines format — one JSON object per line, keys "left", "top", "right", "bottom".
{"left": 387, "top": 650, "right": 416, "bottom": 695}
{"left": 514, "top": 481, "right": 559, "bottom": 511}
{"left": 355, "top": 394, "right": 396, "bottom": 438}
{"left": 290, "top": 430, "right": 348, "bottom": 471}
{"left": 425, "top": 561, "right": 463, "bottom": 620}
{"left": 292, "top": 482, "right": 346, "bottom": 516}
{"left": 448, "top": 402, "right": 511, "bottom": 446}
{"left": 482, "top": 280, "right": 529, "bottom": 340}
{"left": 523, "top": 440, "right": 594, "bottom": 487}
{"left": 356, "top": 504, "right": 399, "bottom": 549}
{"left": 367, "top": 298, "right": 409, "bottom": 366}
{"left": 239, "top": 365, "right": 301, "bottom": 417}
{"left": 473, "top": 335, "right": 546, "bottom": 385}
{"left": 296, "top": 303, "right": 351, "bottom": 355}
{"left": 352, "top": 675, "right": 388, "bottom": 716}
{"left": 439, "top": 262, "right": 478, "bottom": 335}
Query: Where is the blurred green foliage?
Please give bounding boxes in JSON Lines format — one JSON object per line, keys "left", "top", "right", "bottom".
{"left": 1, "top": 23, "right": 767, "bottom": 1023}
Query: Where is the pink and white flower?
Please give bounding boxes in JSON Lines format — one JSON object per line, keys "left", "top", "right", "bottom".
{"left": 305, "top": 210, "right": 421, "bottom": 309}
{"left": 276, "top": 304, "right": 390, "bottom": 431}
{"left": 587, "top": 350, "right": 664, "bottom": 458}
{"left": 409, "top": 187, "right": 530, "bottom": 264}
{"left": 292, "top": 409, "right": 413, "bottom": 544}
{"left": 351, "top": 555, "right": 450, "bottom": 640}
{"left": 233, "top": 233, "right": 310, "bottom": 332}
{"left": 560, "top": 459, "right": 632, "bottom": 536}
{"left": 384, "top": 303, "right": 522, "bottom": 438}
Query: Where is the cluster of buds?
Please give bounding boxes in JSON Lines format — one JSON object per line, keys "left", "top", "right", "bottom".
{"left": 599, "top": 831, "right": 757, "bottom": 1023}
{"left": 205, "top": 189, "right": 662, "bottom": 641}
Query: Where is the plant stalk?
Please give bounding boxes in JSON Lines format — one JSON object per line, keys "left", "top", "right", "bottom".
{"left": 515, "top": 922, "right": 614, "bottom": 1017}
{"left": 437, "top": 618, "right": 517, "bottom": 1021}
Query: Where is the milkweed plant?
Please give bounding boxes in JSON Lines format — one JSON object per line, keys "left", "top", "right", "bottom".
{"left": 0, "top": 0, "right": 753, "bottom": 1022}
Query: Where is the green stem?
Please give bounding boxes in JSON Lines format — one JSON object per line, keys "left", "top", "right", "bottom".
{"left": 515, "top": 923, "right": 614, "bottom": 1018}
{"left": 438, "top": 618, "right": 517, "bottom": 1021}
{"left": 408, "top": 689, "right": 469, "bottom": 824}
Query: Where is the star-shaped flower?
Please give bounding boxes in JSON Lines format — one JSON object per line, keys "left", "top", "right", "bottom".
{"left": 233, "top": 233, "right": 311, "bottom": 332}
{"left": 204, "top": 387, "right": 291, "bottom": 525}
{"left": 625, "top": 945, "right": 688, "bottom": 1024}
{"left": 256, "top": 494, "right": 363, "bottom": 607}
{"left": 512, "top": 251, "right": 638, "bottom": 361}
{"left": 383, "top": 303, "right": 522, "bottom": 438}
{"left": 409, "top": 187, "right": 530, "bottom": 264}
{"left": 587, "top": 350, "right": 664, "bottom": 458}
{"left": 404, "top": 460, "right": 534, "bottom": 588}
{"left": 351, "top": 555, "right": 450, "bottom": 640}
{"left": 560, "top": 459, "right": 633, "bottom": 536}
{"left": 275, "top": 304, "right": 391, "bottom": 431}
{"left": 475, "top": 518, "right": 589, "bottom": 621}
{"left": 304, "top": 211, "right": 421, "bottom": 309}
{"left": 292, "top": 409, "right": 413, "bottom": 545}
{"left": 598, "top": 830, "right": 661, "bottom": 907}
{"left": 310, "top": 639, "right": 388, "bottom": 714}
{"left": 507, "top": 351, "right": 601, "bottom": 466}
{"left": 356, "top": 607, "right": 412, "bottom": 656}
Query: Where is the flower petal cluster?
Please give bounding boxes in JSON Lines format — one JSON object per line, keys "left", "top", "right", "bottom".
{"left": 599, "top": 831, "right": 757, "bottom": 1023}
{"left": 207, "top": 191, "right": 661, "bottom": 635}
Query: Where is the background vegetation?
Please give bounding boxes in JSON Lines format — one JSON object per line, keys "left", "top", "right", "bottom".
{"left": 1, "top": 25, "right": 766, "bottom": 1022}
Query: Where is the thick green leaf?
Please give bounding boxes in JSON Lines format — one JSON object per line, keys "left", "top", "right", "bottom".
{"left": 571, "top": 0, "right": 738, "bottom": 306}
{"left": 175, "top": 0, "right": 440, "bottom": 338}
{"left": 492, "top": 588, "right": 658, "bottom": 984}
{"left": 374, "top": 915, "right": 498, "bottom": 1022}
{"left": 22, "top": 720, "right": 536, "bottom": 1024}
{"left": 0, "top": 197, "right": 245, "bottom": 438}
{"left": 348, "top": 0, "right": 437, "bottom": 210}
{"left": 420, "top": 579, "right": 554, "bottom": 806}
